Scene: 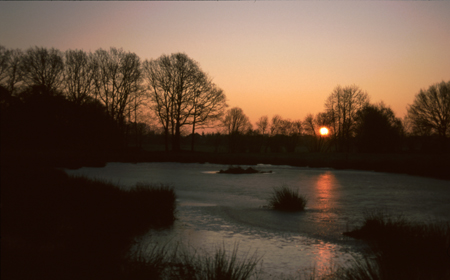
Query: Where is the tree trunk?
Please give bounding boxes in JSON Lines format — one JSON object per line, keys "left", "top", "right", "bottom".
{"left": 191, "top": 120, "right": 196, "bottom": 152}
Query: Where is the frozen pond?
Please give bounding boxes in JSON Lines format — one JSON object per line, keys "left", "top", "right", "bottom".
{"left": 65, "top": 162, "right": 450, "bottom": 278}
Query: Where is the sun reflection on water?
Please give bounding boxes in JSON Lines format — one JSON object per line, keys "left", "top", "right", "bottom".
{"left": 315, "top": 171, "right": 337, "bottom": 210}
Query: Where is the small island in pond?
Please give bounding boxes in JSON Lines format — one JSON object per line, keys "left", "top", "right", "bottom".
{"left": 218, "top": 166, "right": 272, "bottom": 174}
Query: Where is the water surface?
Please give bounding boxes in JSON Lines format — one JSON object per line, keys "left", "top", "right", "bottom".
{"left": 65, "top": 162, "right": 450, "bottom": 278}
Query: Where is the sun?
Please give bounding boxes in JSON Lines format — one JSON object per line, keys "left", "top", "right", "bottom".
{"left": 319, "top": 127, "right": 329, "bottom": 136}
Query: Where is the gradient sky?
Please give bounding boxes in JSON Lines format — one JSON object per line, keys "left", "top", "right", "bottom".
{"left": 1, "top": 1, "right": 449, "bottom": 125}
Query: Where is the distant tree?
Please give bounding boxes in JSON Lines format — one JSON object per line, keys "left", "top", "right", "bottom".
{"left": 256, "top": 115, "right": 269, "bottom": 135}
{"left": 222, "top": 107, "right": 252, "bottom": 135}
{"left": 0, "top": 47, "right": 24, "bottom": 94}
{"left": 0, "top": 46, "right": 10, "bottom": 86}
{"left": 92, "top": 48, "right": 142, "bottom": 129}
{"left": 325, "top": 85, "right": 370, "bottom": 152}
{"left": 143, "top": 53, "right": 226, "bottom": 152}
{"left": 20, "top": 46, "right": 64, "bottom": 92}
{"left": 63, "top": 49, "right": 96, "bottom": 105}
{"left": 222, "top": 107, "right": 251, "bottom": 152}
{"left": 303, "top": 112, "right": 333, "bottom": 152}
{"left": 355, "top": 102, "right": 404, "bottom": 153}
{"left": 407, "top": 81, "right": 450, "bottom": 145}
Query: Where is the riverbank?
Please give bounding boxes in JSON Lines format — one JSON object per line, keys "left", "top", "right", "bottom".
{"left": 3, "top": 149, "right": 449, "bottom": 180}
{"left": 1, "top": 164, "right": 176, "bottom": 280}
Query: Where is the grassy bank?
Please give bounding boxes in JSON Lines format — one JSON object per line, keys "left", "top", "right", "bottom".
{"left": 1, "top": 164, "right": 176, "bottom": 280}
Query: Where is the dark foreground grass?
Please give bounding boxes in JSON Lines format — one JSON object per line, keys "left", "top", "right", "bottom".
{"left": 268, "top": 185, "right": 308, "bottom": 212}
{"left": 339, "top": 210, "right": 450, "bottom": 280}
{"left": 1, "top": 165, "right": 176, "bottom": 280}
{"left": 127, "top": 242, "right": 262, "bottom": 280}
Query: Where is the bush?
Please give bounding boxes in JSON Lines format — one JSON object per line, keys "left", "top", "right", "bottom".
{"left": 342, "top": 210, "right": 450, "bottom": 280}
{"left": 268, "top": 185, "right": 307, "bottom": 212}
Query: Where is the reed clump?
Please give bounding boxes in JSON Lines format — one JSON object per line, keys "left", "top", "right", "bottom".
{"left": 268, "top": 185, "right": 308, "bottom": 212}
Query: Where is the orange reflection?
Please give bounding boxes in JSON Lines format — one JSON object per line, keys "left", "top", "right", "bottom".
{"left": 315, "top": 172, "right": 335, "bottom": 210}
{"left": 313, "top": 241, "right": 334, "bottom": 277}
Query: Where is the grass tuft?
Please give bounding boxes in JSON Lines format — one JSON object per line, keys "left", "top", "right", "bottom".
{"left": 268, "top": 185, "right": 307, "bottom": 212}
{"left": 127, "top": 242, "right": 262, "bottom": 280}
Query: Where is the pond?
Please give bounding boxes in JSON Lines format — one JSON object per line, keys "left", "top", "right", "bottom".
{"left": 65, "top": 162, "right": 450, "bottom": 278}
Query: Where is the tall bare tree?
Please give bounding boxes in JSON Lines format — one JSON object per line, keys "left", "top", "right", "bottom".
{"left": 92, "top": 48, "right": 142, "bottom": 127}
{"left": 143, "top": 53, "right": 226, "bottom": 152}
{"left": 190, "top": 74, "right": 227, "bottom": 151}
{"left": 20, "top": 46, "right": 64, "bottom": 92}
{"left": 63, "top": 49, "right": 96, "bottom": 104}
{"left": 407, "top": 80, "right": 450, "bottom": 142}
{"left": 325, "top": 85, "right": 369, "bottom": 152}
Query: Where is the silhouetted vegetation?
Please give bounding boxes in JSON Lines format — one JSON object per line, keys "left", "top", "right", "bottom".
{"left": 268, "top": 185, "right": 308, "bottom": 212}
{"left": 406, "top": 80, "right": 450, "bottom": 152}
{"left": 1, "top": 165, "right": 176, "bottom": 280}
{"left": 341, "top": 210, "right": 450, "bottom": 280}
{"left": 128, "top": 243, "right": 261, "bottom": 280}
{"left": 142, "top": 53, "right": 227, "bottom": 152}
{"left": 218, "top": 166, "right": 272, "bottom": 174}
{"left": 1, "top": 44, "right": 449, "bottom": 175}
{"left": 354, "top": 103, "right": 404, "bottom": 153}
{"left": 0, "top": 84, "right": 123, "bottom": 152}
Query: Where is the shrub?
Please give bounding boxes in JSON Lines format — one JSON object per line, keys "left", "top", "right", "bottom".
{"left": 268, "top": 185, "right": 307, "bottom": 212}
{"left": 342, "top": 210, "right": 450, "bottom": 280}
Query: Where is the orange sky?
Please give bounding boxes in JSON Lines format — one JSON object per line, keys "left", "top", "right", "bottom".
{"left": 1, "top": 1, "right": 449, "bottom": 125}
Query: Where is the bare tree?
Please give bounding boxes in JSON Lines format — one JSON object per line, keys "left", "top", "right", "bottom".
{"left": 325, "top": 85, "right": 370, "bottom": 152}
{"left": 92, "top": 47, "right": 142, "bottom": 127}
{"left": 190, "top": 73, "right": 227, "bottom": 151}
{"left": 222, "top": 107, "right": 252, "bottom": 135}
{"left": 303, "top": 112, "right": 333, "bottom": 152}
{"left": 142, "top": 56, "right": 173, "bottom": 151}
{"left": 20, "top": 46, "right": 64, "bottom": 92}
{"left": 222, "top": 107, "right": 252, "bottom": 153}
{"left": 143, "top": 53, "right": 226, "bottom": 152}
{"left": 407, "top": 80, "right": 450, "bottom": 142}
{"left": 256, "top": 115, "right": 269, "bottom": 135}
{"left": 0, "top": 47, "right": 24, "bottom": 95}
{"left": 63, "top": 49, "right": 96, "bottom": 104}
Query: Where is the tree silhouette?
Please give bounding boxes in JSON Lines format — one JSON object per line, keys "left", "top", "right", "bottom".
{"left": 407, "top": 80, "right": 450, "bottom": 150}
{"left": 222, "top": 107, "right": 252, "bottom": 152}
{"left": 20, "top": 46, "right": 64, "bottom": 92}
{"left": 189, "top": 74, "right": 227, "bottom": 151}
{"left": 355, "top": 102, "right": 404, "bottom": 153}
{"left": 63, "top": 49, "right": 96, "bottom": 105}
{"left": 143, "top": 53, "right": 226, "bottom": 152}
{"left": 325, "top": 85, "right": 370, "bottom": 152}
{"left": 303, "top": 112, "right": 332, "bottom": 152}
{"left": 0, "top": 46, "right": 24, "bottom": 95}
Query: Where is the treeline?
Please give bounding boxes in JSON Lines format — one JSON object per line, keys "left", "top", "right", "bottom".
{"left": 0, "top": 46, "right": 226, "bottom": 153}
{"left": 1, "top": 45, "right": 449, "bottom": 155}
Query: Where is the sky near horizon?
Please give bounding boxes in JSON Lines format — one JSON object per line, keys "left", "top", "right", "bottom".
{"left": 1, "top": 1, "right": 449, "bottom": 125}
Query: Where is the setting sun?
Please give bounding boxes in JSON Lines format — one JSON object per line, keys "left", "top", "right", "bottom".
{"left": 320, "top": 127, "right": 329, "bottom": 136}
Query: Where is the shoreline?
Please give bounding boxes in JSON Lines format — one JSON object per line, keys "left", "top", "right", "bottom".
{"left": 2, "top": 149, "right": 449, "bottom": 181}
